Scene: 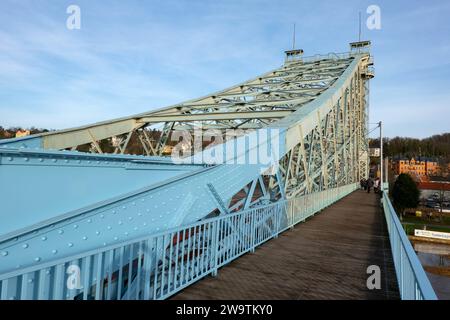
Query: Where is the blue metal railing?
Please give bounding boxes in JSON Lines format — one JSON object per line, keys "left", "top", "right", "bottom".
{"left": 0, "top": 184, "right": 357, "bottom": 300}
{"left": 381, "top": 191, "right": 437, "bottom": 300}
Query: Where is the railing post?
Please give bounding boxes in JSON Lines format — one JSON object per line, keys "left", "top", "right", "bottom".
{"left": 274, "top": 203, "right": 280, "bottom": 239}
{"left": 290, "top": 199, "right": 295, "bottom": 229}
{"left": 400, "top": 245, "right": 404, "bottom": 299}
{"left": 211, "top": 220, "right": 220, "bottom": 277}
{"left": 250, "top": 209, "right": 256, "bottom": 253}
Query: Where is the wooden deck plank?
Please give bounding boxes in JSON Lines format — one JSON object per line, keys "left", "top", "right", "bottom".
{"left": 171, "top": 190, "right": 400, "bottom": 300}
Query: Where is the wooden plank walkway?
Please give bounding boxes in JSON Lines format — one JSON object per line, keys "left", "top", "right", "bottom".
{"left": 171, "top": 190, "right": 400, "bottom": 300}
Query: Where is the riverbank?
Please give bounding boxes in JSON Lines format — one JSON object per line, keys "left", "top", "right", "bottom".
{"left": 411, "top": 240, "right": 450, "bottom": 300}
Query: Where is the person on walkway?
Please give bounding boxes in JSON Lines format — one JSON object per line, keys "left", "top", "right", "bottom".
{"left": 367, "top": 178, "right": 374, "bottom": 193}
{"left": 374, "top": 178, "right": 380, "bottom": 193}
{"left": 360, "top": 178, "right": 366, "bottom": 190}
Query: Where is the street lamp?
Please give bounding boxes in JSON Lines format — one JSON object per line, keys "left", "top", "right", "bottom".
{"left": 379, "top": 121, "right": 383, "bottom": 191}
{"left": 369, "top": 121, "right": 384, "bottom": 191}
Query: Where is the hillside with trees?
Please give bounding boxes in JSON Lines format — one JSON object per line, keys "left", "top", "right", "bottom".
{"left": 0, "top": 126, "right": 162, "bottom": 155}
{"left": 2, "top": 126, "right": 450, "bottom": 164}
{"left": 370, "top": 133, "right": 450, "bottom": 162}
{"left": 0, "top": 126, "right": 50, "bottom": 139}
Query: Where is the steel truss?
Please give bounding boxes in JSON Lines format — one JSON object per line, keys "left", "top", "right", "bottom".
{"left": 0, "top": 47, "right": 374, "bottom": 287}
{"left": 2, "top": 54, "right": 356, "bottom": 153}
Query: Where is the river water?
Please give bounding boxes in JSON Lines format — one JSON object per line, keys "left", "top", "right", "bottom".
{"left": 414, "top": 241, "right": 450, "bottom": 300}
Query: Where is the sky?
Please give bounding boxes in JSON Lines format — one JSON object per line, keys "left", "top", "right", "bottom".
{"left": 0, "top": 0, "right": 449, "bottom": 138}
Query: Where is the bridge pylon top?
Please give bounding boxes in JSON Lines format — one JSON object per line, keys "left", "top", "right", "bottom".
{"left": 284, "top": 49, "right": 304, "bottom": 62}
{"left": 350, "top": 40, "right": 371, "bottom": 53}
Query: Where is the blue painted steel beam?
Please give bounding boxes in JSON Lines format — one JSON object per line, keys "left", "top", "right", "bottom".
{"left": 0, "top": 53, "right": 369, "bottom": 285}
{"left": 0, "top": 147, "right": 204, "bottom": 241}
{"left": 0, "top": 127, "right": 285, "bottom": 274}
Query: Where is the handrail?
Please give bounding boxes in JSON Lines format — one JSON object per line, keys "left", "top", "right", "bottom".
{"left": 381, "top": 191, "right": 437, "bottom": 300}
{"left": 0, "top": 184, "right": 357, "bottom": 300}
{"left": 1, "top": 185, "right": 436, "bottom": 300}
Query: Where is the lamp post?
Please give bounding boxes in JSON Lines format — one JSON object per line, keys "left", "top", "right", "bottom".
{"left": 379, "top": 121, "right": 383, "bottom": 190}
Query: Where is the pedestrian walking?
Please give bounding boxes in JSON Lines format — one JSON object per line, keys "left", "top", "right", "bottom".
{"left": 367, "top": 178, "right": 374, "bottom": 193}
{"left": 374, "top": 178, "right": 380, "bottom": 193}
{"left": 360, "top": 178, "right": 366, "bottom": 190}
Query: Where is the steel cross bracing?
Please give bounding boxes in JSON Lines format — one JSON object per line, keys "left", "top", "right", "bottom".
{"left": 0, "top": 48, "right": 374, "bottom": 298}
{"left": 1, "top": 54, "right": 355, "bottom": 153}
{"left": 277, "top": 67, "right": 369, "bottom": 197}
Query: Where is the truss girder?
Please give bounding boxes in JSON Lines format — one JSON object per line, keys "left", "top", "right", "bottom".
{"left": 1, "top": 55, "right": 355, "bottom": 152}
{"left": 0, "top": 51, "right": 372, "bottom": 276}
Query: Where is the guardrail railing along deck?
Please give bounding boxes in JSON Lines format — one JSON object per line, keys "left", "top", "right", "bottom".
{"left": 0, "top": 184, "right": 357, "bottom": 300}
{"left": 381, "top": 191, "right": 437, "bottom": 300}
{"left": 1, "top": 185, "right": 439, "bottom": 300}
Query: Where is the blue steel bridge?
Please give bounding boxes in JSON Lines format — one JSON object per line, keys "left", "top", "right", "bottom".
{"left": 0, "top": 42, "right": 437, "bottom": 300}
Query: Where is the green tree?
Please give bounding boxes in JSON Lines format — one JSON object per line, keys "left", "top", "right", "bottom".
{"left": 392, "top": 173, "right": 420, "bottom": 216}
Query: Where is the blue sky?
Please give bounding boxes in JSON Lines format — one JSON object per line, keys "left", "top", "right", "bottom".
{"left": 0, "top": 0, "right": 449, "bottom": 138}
